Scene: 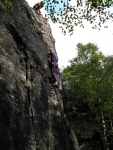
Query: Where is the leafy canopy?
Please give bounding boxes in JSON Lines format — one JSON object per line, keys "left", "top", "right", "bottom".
{"left": 44, "top": 0, "right": 113, "bottom": 34}
{"left": 61, "top": 43, "right": 113, "bottom": 146}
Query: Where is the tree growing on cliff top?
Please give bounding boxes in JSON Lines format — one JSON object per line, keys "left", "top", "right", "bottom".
{"left": 0, "top": 0, "right": 12, "bottom": 8}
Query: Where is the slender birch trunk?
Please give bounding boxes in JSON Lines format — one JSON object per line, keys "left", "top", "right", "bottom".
{"left": 99, "top": 99, "right": 109, "bottom": 150}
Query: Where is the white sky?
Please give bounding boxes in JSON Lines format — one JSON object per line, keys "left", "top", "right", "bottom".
{"left": 25, "top": 0, "right": 113, "bottom": 69}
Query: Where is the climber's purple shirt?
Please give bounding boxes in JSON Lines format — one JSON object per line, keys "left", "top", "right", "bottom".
{"left": 48, "top": 52, "right": 58, "bottom": 62}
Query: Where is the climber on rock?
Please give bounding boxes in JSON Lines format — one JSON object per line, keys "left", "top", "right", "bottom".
{"left": 33, "top": 1, "right": 44, "bottom": 14}
{"left": 48, "top": 49, "right": 59, "bottom": 87}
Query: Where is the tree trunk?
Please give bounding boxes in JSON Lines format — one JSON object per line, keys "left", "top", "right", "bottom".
{"left": 99, "top": 100, "right": 109, "bottom": 150}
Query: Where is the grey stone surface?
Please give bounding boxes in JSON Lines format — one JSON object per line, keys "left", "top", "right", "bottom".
{"left": 0, "top": 0, "right": 79, "bottom": 149}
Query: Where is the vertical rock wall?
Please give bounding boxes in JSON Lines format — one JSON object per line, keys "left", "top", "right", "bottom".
{"left": 0, "top": 0, "right": 79, "bottom": 149}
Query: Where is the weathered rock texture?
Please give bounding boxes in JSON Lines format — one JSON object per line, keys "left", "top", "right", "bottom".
{"left": 0, "top": 0, "right": 79, "bottom": 150}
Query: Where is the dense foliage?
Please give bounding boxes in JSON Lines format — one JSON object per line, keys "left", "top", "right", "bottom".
{"left": 61, "top": 43, "right": 113, "bottom": 149}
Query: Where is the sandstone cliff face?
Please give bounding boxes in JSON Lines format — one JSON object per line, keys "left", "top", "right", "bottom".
{"left": 0, "top": 0, "right": 79, "bottom": 150}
